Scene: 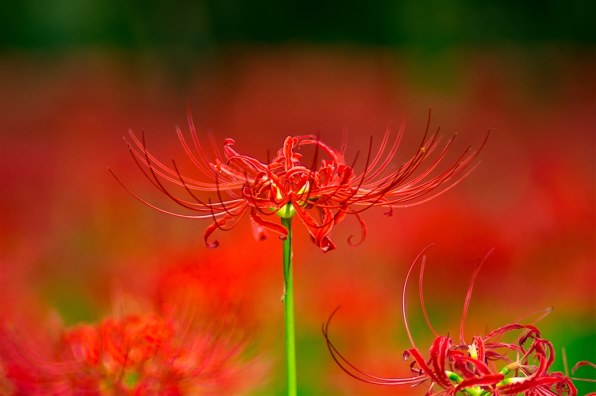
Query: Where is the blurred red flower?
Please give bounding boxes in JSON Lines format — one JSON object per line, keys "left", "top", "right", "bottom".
{"left": 0, "top": 261, "right": 264, "bottom": 395}
{"left": 115, "top": 114, "right": 486, "bottom": 252}
{"left": 64, "top": 312, "right": 250, "bottom": 395}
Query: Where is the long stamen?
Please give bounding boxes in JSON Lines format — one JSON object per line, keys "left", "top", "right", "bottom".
{"left": 403, "top": 245, "right": 435, "bottom": 349}
{"left": 108, "top": 168, "right": 220, "bottom": 219}
{"left": 322, "top": 307, "right": 427, "bottom": 386}
{"left": 186, "top": 115, "right": 237, "bottom": 185}
{"left": 418, "top": 256, "right": 439, "bottom": 337}
{"left": 460, "top": 249, "right": 494, "bottom": 345}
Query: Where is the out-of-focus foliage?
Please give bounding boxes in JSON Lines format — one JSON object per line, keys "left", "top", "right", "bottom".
{"left": 0, "top": 1, "right": 594, "bottom": 51}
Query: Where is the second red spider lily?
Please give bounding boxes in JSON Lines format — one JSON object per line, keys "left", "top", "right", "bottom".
{"left": 322, "top": 249, "right": 579, "bottom": 395}
{"left": 113, "top": 113, "right": 487, "bottom": 252}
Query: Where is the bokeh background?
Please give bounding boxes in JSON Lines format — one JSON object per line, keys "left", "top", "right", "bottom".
{"left": 1, "top": 1, "right": 594, "bottom": 394}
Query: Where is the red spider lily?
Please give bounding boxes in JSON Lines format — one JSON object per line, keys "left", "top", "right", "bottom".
{"left": 2, "top": 313, "right": 256, "bottom": 395}
{"left": 323, "top": 249, "right": 580, "bottom": 395}
{"left": 64, "top": 312, "right": 251, "bottom": 395}
{"left": 0, "top": 296, "right": 260, "bottom": 395}
{"left": 0, "top": 314, "right": 251, "bottom": 395}
{"left": 112, "top": 112, "right": 487, "bottom": 252}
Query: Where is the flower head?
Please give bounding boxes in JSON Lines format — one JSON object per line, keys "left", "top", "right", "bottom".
{"left": 0, "top": 265, "right": 263, "bottom": 395}
{"left": 322, "top": 249, "right": 582, "bottom": 395}
{"left": 113, "top": 113, "right": 487, "bottom": 252}
{"left": 65, "top": 311, "right": 252, "bottom": 395}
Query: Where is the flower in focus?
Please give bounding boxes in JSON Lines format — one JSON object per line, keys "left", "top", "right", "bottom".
{"left": 114, "top": 114, "right": 487, "bottom": 252}
{"left": 323, "top": 250, "right": 582, "bottom": 395}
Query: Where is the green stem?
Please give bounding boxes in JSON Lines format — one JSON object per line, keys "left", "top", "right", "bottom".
{"left": 281, "top": 216, "right": 297, "bottom": 396}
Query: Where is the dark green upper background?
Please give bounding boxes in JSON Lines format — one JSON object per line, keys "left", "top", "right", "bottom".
{"left": 1, "top": 0, "right": 594, "bottom": 52}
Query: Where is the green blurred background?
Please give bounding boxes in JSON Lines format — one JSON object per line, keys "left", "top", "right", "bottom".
{"left": 2, "top": 0, "right": 594, "bottom": 86}
{"left": 1, "top": 1, "right": 594, "bottom": 395}
{"left": 2, "top": 1, "right": 595, "bottom": 49}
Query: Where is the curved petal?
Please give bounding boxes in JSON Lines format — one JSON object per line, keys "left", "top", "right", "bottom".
{"left": 249, "top": 209, "right": 288, "bottom": 240}
{"left": 203, "top": 207, "right": 247, "bottom": 248}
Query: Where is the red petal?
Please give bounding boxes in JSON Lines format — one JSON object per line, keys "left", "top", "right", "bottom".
{"left": 203, "top": 209, "right": 246, "bottom": 248}
{"left": 249, "top": 209, "right": 288, "bottom": 240}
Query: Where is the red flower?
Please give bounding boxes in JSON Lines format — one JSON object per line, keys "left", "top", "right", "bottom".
{"left": 0, "top": 280, "right": 263, "bottom": 395}
{"left": 114, "top": 113, "right": 486, "bottom": 252}
{"left": 64, "top": 311, "right": 253, "bottom": 395}
{"left": 323, "top": 249, "right": 580, "bottom": 395}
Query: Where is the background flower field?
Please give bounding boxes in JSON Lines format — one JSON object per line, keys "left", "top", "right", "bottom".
{"left": 0, "top": 2, "right": 594, "bottom": 394}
